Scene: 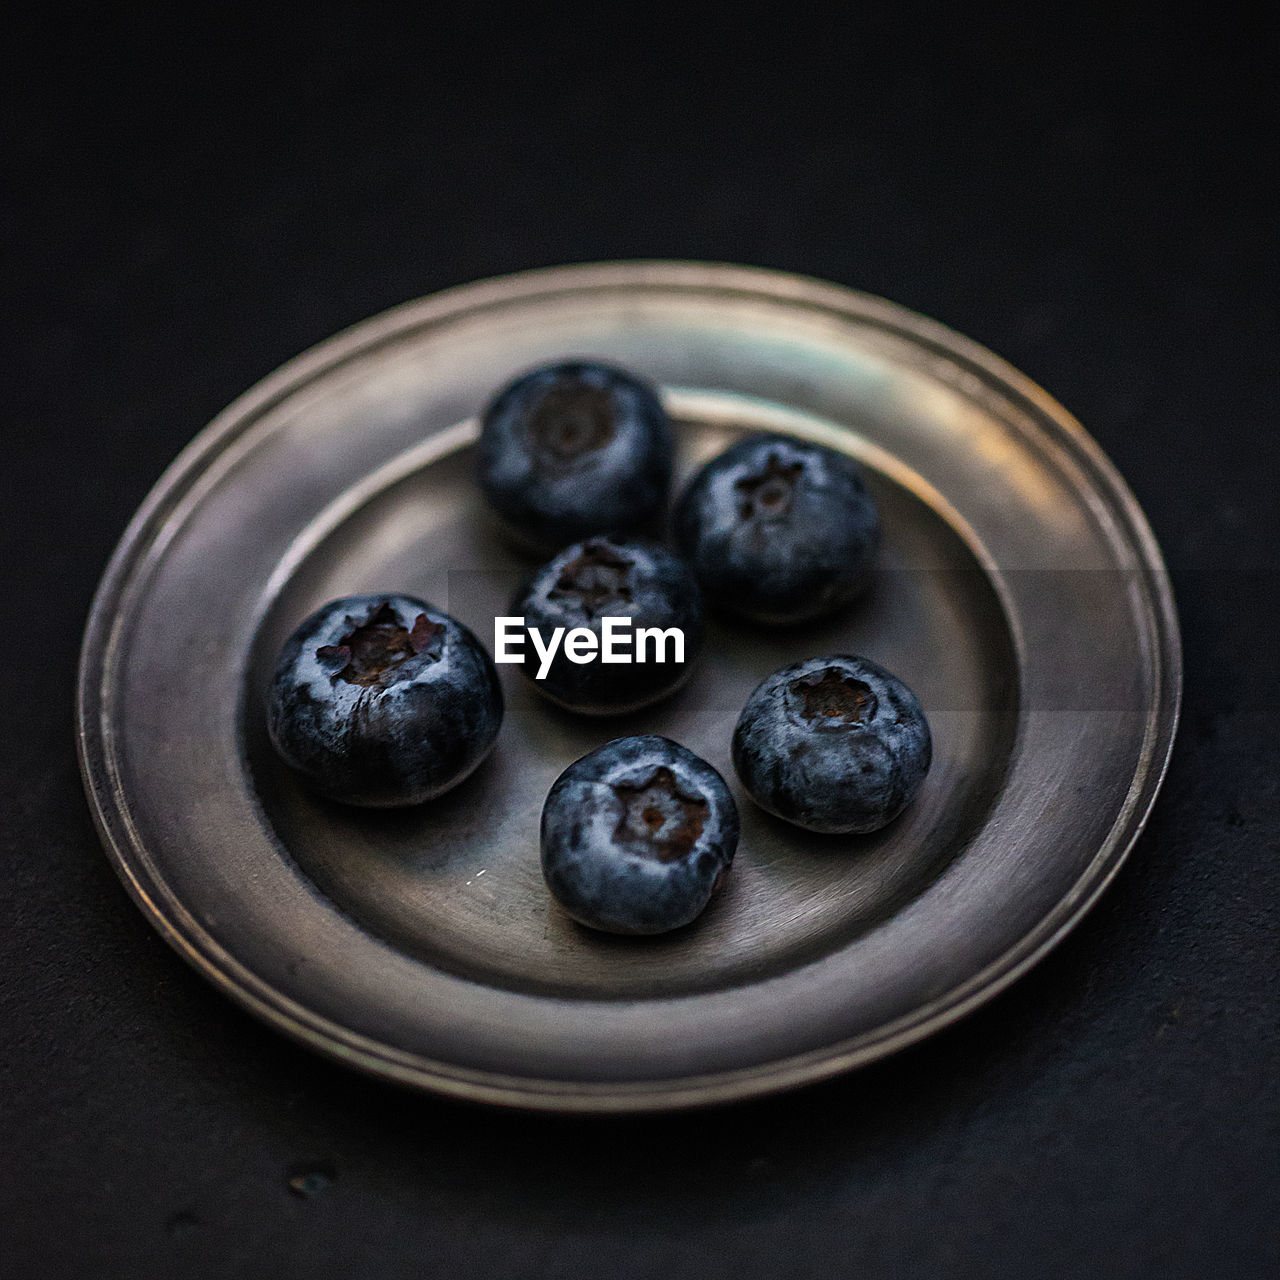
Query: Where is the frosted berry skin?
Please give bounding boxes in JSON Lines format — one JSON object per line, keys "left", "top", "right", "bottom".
{"left": 541, "top": 735, "right": 739, "bottom": 935}
{"left": 732, "top": 655, "right": 931, "bottom": 834}
{"left": 512, "top": 536, "right": 703, "bottom": 715}
{"left": 266, "top": 594, "right": 503, "bottom": 807}
{"left": 477, "top": 360, "right": 674, "bottom": 554}
{"left": 674, "top": 433, "right": 881, "bottom": 624}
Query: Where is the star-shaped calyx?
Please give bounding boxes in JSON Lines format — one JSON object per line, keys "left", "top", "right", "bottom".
{"left": 317, "top": 603, "right": 442, "bottom": 687}
{"left": 611, "top": 767, "right": 709, "bottom": 862}
{"left": 792, "top": 668, "right": 878, "bottom": 724}
{"left": 734, "top": 453, "right": 805, "bottom": 520}
{"left": 548, "top": 541, "right": 635, "bottom": 619}
{"left": 528, "top": 382, "right": 616, "bottom": 461}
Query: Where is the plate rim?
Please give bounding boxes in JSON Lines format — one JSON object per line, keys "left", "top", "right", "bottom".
{"left": 76, "top": 260, "right": 1182, "bottom": 1111}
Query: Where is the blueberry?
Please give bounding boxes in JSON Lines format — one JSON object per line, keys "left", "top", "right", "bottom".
{"left": 511, "top": 536, "right": 703, "bottom": 715}
{"left": 732, "top": 655, "right": 931, "bottom": 834}
{"left": 478, "top": 360, "right": 674, "bottom": 553}
{"left": 541, "top": 735, "right": 739, "bottom": 935}
{"left": 674, "top": 433, "right": 881, "bottom": 624}
{"left": 266, "top": 594, "right": 503, "bottom": 807}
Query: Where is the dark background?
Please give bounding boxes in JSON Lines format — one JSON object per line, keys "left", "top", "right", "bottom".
{"left": 4, "top": 4, "right": 1277, "bottom": 1277}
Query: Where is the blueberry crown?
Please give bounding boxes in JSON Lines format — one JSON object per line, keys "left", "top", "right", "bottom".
{"left": 611, "top": 766, "right": 709, "bottom": 862}
{"left": 790, "top": 667, "right": 878, "bottom": 724}
{"left": 547, "top": 541, "right": 636, "bottom": 619}
{"left": 527, "top": 382, "right": 616, "bottom": 462}
{"left": 316, "top": 602, "right": 442, "bottom": 688}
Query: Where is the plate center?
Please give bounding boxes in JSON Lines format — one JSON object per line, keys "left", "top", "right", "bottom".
{"left": 243, "top": 418, "right": 1019, "bottom": 1001}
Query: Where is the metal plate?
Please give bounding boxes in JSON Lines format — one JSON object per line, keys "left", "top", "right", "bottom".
{"left": 77, "top": 262, "right": 1181, "bottom": 1111}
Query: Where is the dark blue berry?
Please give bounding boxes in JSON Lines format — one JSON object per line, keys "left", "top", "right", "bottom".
{"left": 732, "top": 655, "right": 931, "bottom": 834}
{"left": 541, "top": 735, "right": 739, "bottom": 935}
{"left": 478, "top": 360, "right": 674, "bottom": 553}
{"left": 511, "top": 536, "right": 703, "bottom": 715}
{"left": 674, "top": 433, "right": 881, "bottom": 624}
{"left": 267, "top": 594, "right": 502, "bottom": 807}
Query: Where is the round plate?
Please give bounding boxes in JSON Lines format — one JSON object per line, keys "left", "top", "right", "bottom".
{"left": 77, "top": 262, "right": 1180, "bottom": 1111}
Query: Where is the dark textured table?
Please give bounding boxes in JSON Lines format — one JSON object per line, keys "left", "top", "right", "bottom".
{"left": 4, "top": 6, "right": 1276, "bottom": 1278}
